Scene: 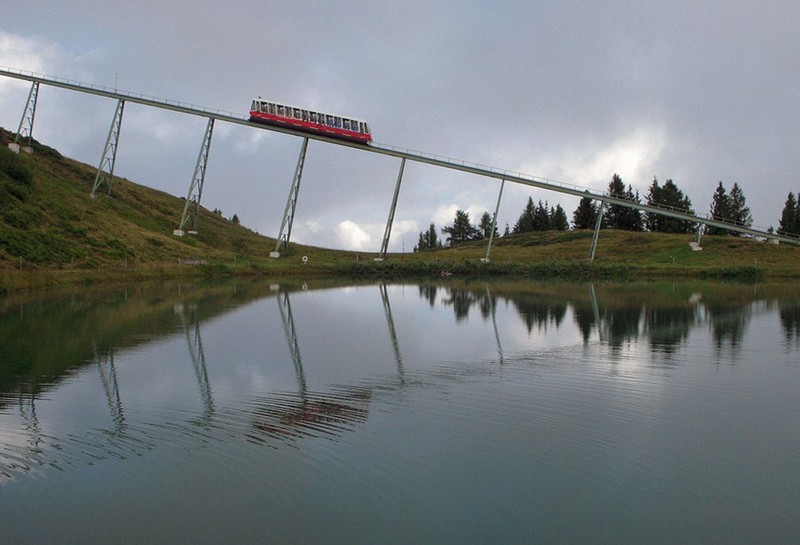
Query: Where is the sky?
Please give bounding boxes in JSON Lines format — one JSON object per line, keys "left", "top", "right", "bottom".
{"left": 1, "top": 1, "right": 798, "bottom": 251}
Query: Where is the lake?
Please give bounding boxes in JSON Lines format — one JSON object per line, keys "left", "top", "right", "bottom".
{"left": 1, "top": 279, "right": 798, "bottom": 544}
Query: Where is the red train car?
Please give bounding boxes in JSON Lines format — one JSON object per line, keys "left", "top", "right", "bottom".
{"left": 249, "top": 98, "right": 372, "bottom": 144}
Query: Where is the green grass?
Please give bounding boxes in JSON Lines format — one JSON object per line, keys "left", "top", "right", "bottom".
{"left": 1, "top": 126, "right": 799, "bottom": 292}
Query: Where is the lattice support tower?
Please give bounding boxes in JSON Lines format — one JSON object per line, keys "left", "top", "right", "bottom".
{"left": 175, "top": 117, "right": 215, "bottom": 236}
{"left": 376, "top": 158, "right": 407, "bottom": 260}
{"left": 91, "top": 99, "right": 125, "bottom": 197}
{"left": 11, "top": 81, "right": 39, "bottom": 153}
{"left": 271, "top": 137, "right": 309, "bottom": 258}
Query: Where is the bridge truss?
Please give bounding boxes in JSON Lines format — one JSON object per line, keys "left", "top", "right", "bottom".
{"left": 2, "top": 65, "right": 798, "bottom": 261}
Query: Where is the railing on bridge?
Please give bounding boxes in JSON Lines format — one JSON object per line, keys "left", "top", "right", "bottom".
{"left": 2, "top": 65, "right": 799, "bottom": 258}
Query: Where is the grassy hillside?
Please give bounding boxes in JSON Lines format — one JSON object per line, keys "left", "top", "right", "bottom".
{"left": 1, "top": 126, "right": 799, "bottom": 291}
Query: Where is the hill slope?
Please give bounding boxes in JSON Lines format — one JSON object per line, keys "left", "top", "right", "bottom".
{"left": 1, "top": 127, "right": 799, "bottom": 290}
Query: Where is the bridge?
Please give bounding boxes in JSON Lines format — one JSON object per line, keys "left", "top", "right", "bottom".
{"left": 3, "top": 65, "right": 798, "bottom": 262}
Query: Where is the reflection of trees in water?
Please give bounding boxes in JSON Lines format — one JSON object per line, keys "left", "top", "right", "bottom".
{"left": 779, "top": 299, "right": 800, "bottom": 344}
{"left": 643, "top": 305, "right": 697, "bottom": 354}
{"left": 706, "top": 303, "right": 751, "bottom": 351}
{"left": 600, "top": 302, "right": 644, "bottom": 351}
{"left": 418, "top": 285, "right": 438, "bottom": 308}
{"left": 417, "top": 283, "right": 769, "bottom": 357}
{"left": 440, "top": 289, "right": 481, "bottom": 322}
{"left": 510, "top": 295, "right": 567, "bottom": 334}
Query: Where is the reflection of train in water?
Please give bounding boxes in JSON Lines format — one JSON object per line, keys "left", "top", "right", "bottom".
{"left": 249, "top": 98, "right": 372, "bottom": 144}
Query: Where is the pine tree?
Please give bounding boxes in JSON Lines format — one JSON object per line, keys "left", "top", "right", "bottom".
{"left": 605, "top": 174, "right": 643, "bottom": 231}
{"left": 708, "top": 181, "right": 732, "bottom": 235}
{"left": 708, "top": 181, "right": 751, "bottom": 236}
{"left": 572, "top": 196, "right": 598, "bottom": 229}
{"left": 604, "top": 174, "right": 633, "bottom": 229}
{"left": 513, "top": 197, "right": 536, "bottom": 234}
{"left": 442, "top": 209, "right": 479, "bottom": 246}
{"left": 778, "top": 192, "right": 799, "bottom": 235}
{"left": 550, "top": 204, "right": 570, "bottom": 231}
{"left": 645, "top": 178, "right": 695, "bottom": 233}
{"left": 729, "top": 183, "right": 752, "bottom": 228}
{"left": 413, "top": 222, "right": 441, "bottom": 251}
{"left": 532, "top": 200, "right": 551, "bottom": 231}
{"left": 478, "top": 211, "right": 498, "bottom": 239}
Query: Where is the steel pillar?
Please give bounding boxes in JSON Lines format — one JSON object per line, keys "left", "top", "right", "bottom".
{"left": 482, "top": 179, "right": 505, "bottom": 263}
{"left": 376, "top": 158, "right": 406, "bottom": 260}
{"left": 271, "top": 137, "right": 309, "bottom": 258}
{"left": 589, "top": 202, "right": 605, "bottom": 262}
{"left": 175, "top": 118, "right": 215, "bottom": 236}
{"left": 11, "top": 81, "right": 39, "bottom": 153}
{"left": 91, "top": 99, "right": 125, "bottom": 197}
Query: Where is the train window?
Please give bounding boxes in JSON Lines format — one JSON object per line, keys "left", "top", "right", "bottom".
{"left": 269, "top": 103, "right": 276, "bottom": 114}
{"left": 278, "top": 105, "right": 286, "bottom": 117}
{"left": 301, "top": 110, "right": 309, "bottom": 121}
{"left": 326, "top": 115, "right": 334, "bottom": 126}
{"left": 335, "top": 117, "right": 342, "bottom": 128}
{"left": 310, "top": 112, "right": 317, "bottom": 123}
{"left": 343, "top": 119, "right": 351, "bottom": 130}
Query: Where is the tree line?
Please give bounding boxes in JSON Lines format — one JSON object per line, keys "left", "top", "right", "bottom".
{"left": 414, "top": 174, "right": 798, "bottom": 251}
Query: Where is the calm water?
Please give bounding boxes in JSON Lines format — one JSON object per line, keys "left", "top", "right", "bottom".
{"left": 0, "top": 279, "right": 798, "bottom": 544}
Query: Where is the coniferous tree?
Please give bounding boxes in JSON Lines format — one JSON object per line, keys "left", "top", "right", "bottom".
{"left": 550, "top": 203, "right": 570, "bottom": 230}
{"left": 729, "top": 183, "right": 752, "bottom": 228}
{"left": 513, "top": 197, "right": 536, "bottom": 234}
{"left": 478, "top": 211, "right": 498, "bottom": 239}
{"left": 707, "top": 181, "right": 733, "bottom": 235}
{"left": 572, "top": 196, "right": 599, "bottom": 229}
{"left": 413, "top": 222, "right": 441, "bottom": 251}
{"left": 778, "top": 192, "right": 799, "bottom": 235}
{"left": 532, "top": 200, "right": 551, "bottom": 231}
{"left": 605, "top": 174, "right": 643, "bottom": 231}
{"left": 708, "top": 181, "right": 752, "bottom": 236}
{"left": 645, "top": 178, "right": 695, "bottom": 233}
{"left": 604, "top": 174, "right": 632, "bottom": 229}
{"left": 442, "top": 209, "right": 479, "bottom": 246}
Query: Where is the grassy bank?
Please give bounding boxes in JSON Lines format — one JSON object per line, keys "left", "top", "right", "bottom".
{"left": 1, "top": 127, "right": 799, "bottom": 293}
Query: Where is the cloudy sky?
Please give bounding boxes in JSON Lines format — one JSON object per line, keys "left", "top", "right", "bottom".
{"left": 1, "top": 1, "right": 798, "bottom": 251}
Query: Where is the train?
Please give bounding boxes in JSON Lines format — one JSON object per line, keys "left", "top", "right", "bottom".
{"left": 249, "top": 98, "right": 372, "bottom": 144}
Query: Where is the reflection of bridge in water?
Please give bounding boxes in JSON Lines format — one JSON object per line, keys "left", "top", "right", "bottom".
{"left": 2, "top": 281, "right": 796, "bottom": 478}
